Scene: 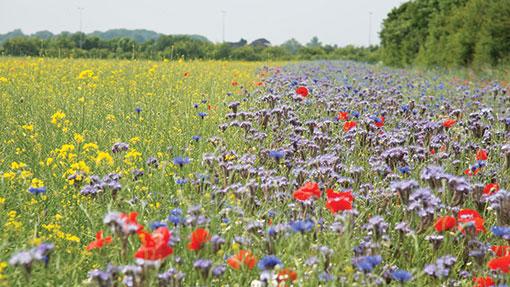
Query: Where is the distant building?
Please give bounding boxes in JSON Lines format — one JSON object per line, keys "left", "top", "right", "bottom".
{"left": 250, "top": 38, "right": 271, "bottom": 47}
{"left": 226, "top": 39, "right": 247, "bottom": 48}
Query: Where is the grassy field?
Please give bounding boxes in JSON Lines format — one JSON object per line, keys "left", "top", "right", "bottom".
{"left": 1, "top": 58, "right": 510, "bottom": 286}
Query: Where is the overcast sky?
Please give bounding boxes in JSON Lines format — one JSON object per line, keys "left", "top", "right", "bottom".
{"left": 0, "top": 0, "right": 404, "bottom": 46}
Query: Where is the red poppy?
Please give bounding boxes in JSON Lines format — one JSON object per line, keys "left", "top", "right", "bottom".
{"left": 374, "top": 116, "right": 385, "bottom": 128}
{"left": 434, "top": 216, "right": 456, "bottom": 232}
{"left": 187, "top": 228, "right": 210, "bottom": 251}
{"left": 86, "top": 230, "right": 112, "bottom": 251}
{"left": 226, "top": 250, "right": 257, "bottom": 270}
{"left": 487, "top": 256, "right": 510, "bottom": 273}
{"left": 473, "top": 276, "right": 495, "bottom": 287}
{"left": 483, "top": 183, "right": 500, "bottom": 195}
{"left": 457, "top": 209, "right": 482, "bottom": 221}
{"left": 457, "top": 208, "right": 485, "bottom": 234}
{"left": 491, "top": 246, "right": 510, "bottom": 257}
{"left": 295, "top": 86, "right": 309, "bottom": 97}
{"left": 120, "top": 212, "right": 144, "bottom": 233}
{"left": 343, "top": 121, "right": 357, "bottom": 132}
{"left": 254, "top": 81, "right": 264, "bottom": 86}
{"left": 325, "top": 189, "right": 353, "bottom": 213}
{"left": 184, "top": 72, "right": 190, "bottom": 77}
{"left": 207, "top": 104, "right": 217, "bottom": 111}
{"left": 293, "top": 182, "right": 321, "bottom": 201}
{"left": 430, "top": 148, "right": 436, "bottom": 155}
{"left": 231, "top": 81, "right": 239, "bottom": 87}
{"left": 442, "top": 119, "right": 456, "bottom": 128}
{"left": 338, "top": 112, "right": 349, "bottom": 121}
{"left": 134, "top": 227, "right": 173, "bottom": 261}
{"left": 476, "top": 149, "right": 488, "bottom": 161}
{"left": 277, "top": 268, "right": 298, "bottom": 283}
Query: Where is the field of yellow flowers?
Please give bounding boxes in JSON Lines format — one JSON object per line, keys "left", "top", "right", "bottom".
{"left": 0, "top": 58, "right": 264, "bottom": 286}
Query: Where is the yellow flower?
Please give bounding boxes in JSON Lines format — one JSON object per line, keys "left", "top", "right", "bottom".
{"left": 68, "top": 160, "right": 91, "bottom": 175}
{"left": 129, "top": 137, "right": 141, "bottom": 144}
{"left": 125, "top": 149, "right": 142, "bottom": 161}
{"left": 10, "top": 161, "right": 26, "bottom": 170}
{"left": 106, "top": 114, "right": 116, "bottom": 122}
{"left": 95, "top": 151, "right": 114, "bottom": 166}
{"left": 21, "top": 124, "right": 34, "bottom": 132}
{"left": 83, "top": 142, "right": 99, "bottom": 151}
{"left": 20, "top": 170, "right": 33, "bottom": 179}
{"left": 65, "top": 234, "right": 80, "bottom": 243}
{"left": 0, "top": 197, "right": 5, "bottom": 204}
{"left": 0, "top": 76, "right": 8, "bottom": 83}
{"left": 31, "top": 178, "right": 45, "bottom": 188}
{"left": 51, "top": 111, "right": 66, "bottom": 125}
{"left": 30, "top": 237, "right": 43, "bottom": 246}
{"left": 224, "top": 154, "right": 237, "bottom": 161}
{"left": 78, "top": 69, "right": 94, "bottom": 79}
{"left": 74, "top": 133, "right": 85, "bottom": 144}
{"left": 2, "top": 172, "right": 15, "bottom": 180}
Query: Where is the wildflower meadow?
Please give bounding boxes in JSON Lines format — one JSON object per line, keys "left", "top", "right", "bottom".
{"left": 1, "top": 58, "right": 510, "bottom": 287}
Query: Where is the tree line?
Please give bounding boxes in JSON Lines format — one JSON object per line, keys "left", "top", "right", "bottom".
{"left": 380, "top": 0, "right": 510, "bottom": 68}
{"left": 0, "top": 30, "right": 379, "bottom": 63}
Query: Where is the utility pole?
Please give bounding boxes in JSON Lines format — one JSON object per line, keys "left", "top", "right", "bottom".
{"left": 221, "top": 10, "right": 226, "bottom": 43}
{"left": 78, "top": 7, "right": 84, "bottom": 49}
{"left": 368, "top": 12, "right": 373, "bottom": 47}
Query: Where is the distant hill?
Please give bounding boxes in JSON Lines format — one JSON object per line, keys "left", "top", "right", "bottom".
{"left": 89, "top": 29, "right": 161, "bottom": 43}
{"left": 0, "top": 29, "right": 209, "bottom": 44}
{"left": 0, "top": 29, "right": 24, "bottom": 43}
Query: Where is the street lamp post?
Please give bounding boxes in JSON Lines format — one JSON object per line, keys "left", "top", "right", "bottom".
{"left": 368, "top": 12, "right": 373, "bottom": 47}
{"left": 221, "top": 10, "right": 226, "bottom": 43}
{"left": 78, "top": 7, "right": 84, "bottom": 49}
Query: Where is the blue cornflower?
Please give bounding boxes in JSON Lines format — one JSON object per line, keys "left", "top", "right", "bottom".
{"left": 193, "top": 103, "right": 199, "bottom": 109}
{"left": 257, "top": 255, "right": 283, "bottom": 270}
{"left": 173, "top": 156, "right": 190, "bottom": 167}
{"left": 351, "top": 111, "right": 360, "bottom": 118}
{"left": 353, "top": 255, "right": 382, "bottom": 273}
{"left": 391, "top": 269, "right": 412, "bottom": 283}
{"left": 401, "top": 105, "right": 410, "bottom": 112}
{"left": 168, "top": 208, "right": 183, "bottom": 225}
{"left": 170, "top": 208, "right": 183, "bottom": 216}
{"left": 175, "top": 178, "right": 188, "bottom": 185}
{"left": 318, "top": 272, "right": 335, "bottom": 282}
{"left": 28, "top": 186, "right": 47, "bottom": 195}
{"left": 268, "top": 150, "right": 285, "bottom": 161}
{"left": 398, "top": 166, "right": 411, "bottom": 174}
{"left": 135, "top": 107, "right": 142, "bottom": 113}
{"left": 492, "top": 226, "right": 510, "bottom": 239}
{"left": 370, "top": 115, "right": 382, "bottom": 123}
{"left": 150, "top": 221, "right": 167, "bottom": 230}
{"left": 192, "top": 135, "right": 201, "bottom": 142}
{"left": 290, "top": 219, "right": 314, "bottom": 233}
{"left": 198, "top": 112, "right": 207, "bottom": 119}
{"left": 201, "top": 99, "right": 207, "bottom": 104}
